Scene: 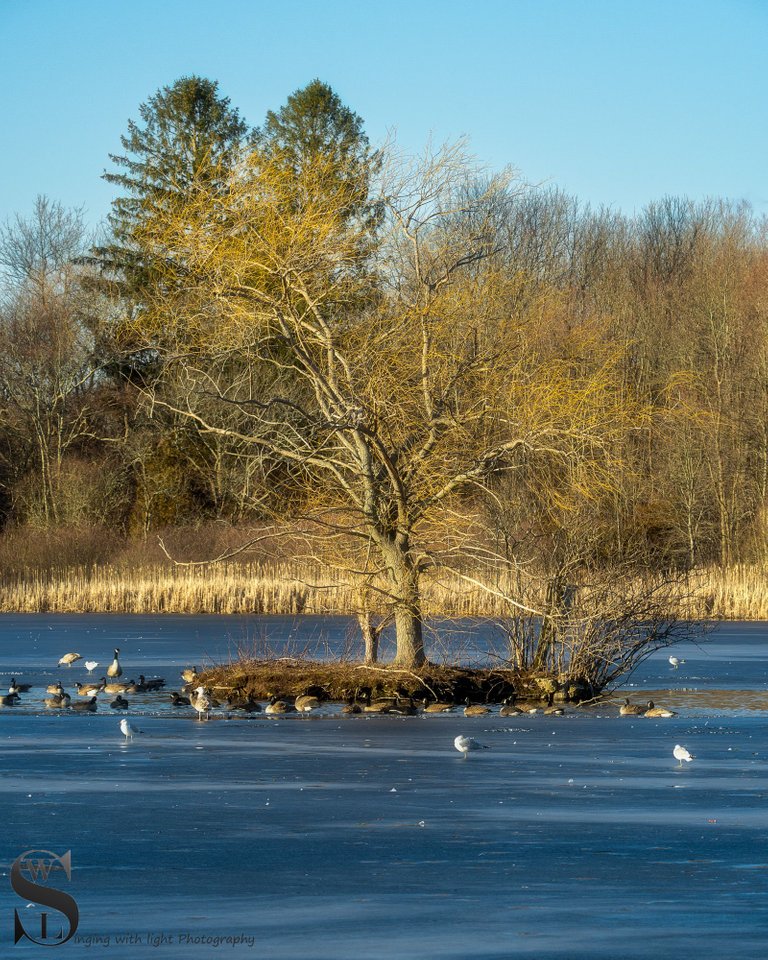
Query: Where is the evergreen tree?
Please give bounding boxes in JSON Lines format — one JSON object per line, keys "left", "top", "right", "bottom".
{"left": 94, "top": 75, "right": 249, "bottom": 299}
{"left": 255, "top": 79, "right": 379, "bottom": 229}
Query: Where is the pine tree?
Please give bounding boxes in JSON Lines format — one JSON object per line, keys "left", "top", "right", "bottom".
{"left": 255, "top": 79, "right": 379, "bottom": 230}
{"left": 94, "top": 76, "right": 249, "bottom": 299}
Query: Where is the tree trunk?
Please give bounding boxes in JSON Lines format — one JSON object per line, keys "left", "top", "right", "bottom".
{"left": 379, "top": 537, "right": 426, "bottom": 667}
{"left": 357, "top": 611, "right": 379, "bottom": 665}
{"left": 392, "top": 600, "right": 425, "bottom": 667}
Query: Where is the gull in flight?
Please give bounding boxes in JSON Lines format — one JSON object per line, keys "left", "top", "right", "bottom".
{"left": 669, "top": 656, "right": 685, "bottom": 669}
{"left": 454, "top": 734, "right": 489, "bottom": 759}
{"left": 673, "top": 744, "right": 694, "bottom": 767}
{"left": 120, "top": 718, "right": 142, "bottom": 740}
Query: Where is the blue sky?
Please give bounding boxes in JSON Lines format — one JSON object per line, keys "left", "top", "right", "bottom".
{"left": 1, "top": 0, "right": 765, "bottom": 228}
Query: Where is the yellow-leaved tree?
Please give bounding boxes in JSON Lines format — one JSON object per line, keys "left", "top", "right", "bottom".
{"left": 130, "top": 140, "right": 637, "bottom": 668}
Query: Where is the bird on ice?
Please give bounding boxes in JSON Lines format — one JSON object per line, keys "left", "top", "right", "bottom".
{"left": 645, "top": 700, "right": 677, "bottom": 718}
{"left": 454, "top": 734, "right": 489, "bottom": 759}
{"left": 619, "top": 698, "right": 645, "bottom": 716}
{"left": 120, "top": 718, "right": 142, "bottom": 740}
{"left": 191, "top": 686, "right": 213, "bottom": 721}
{"left": 669, "top": 656, "right": 685, "bottom": 669}
{"left": 58, "top": 652, "right": 82, "bottom": 667}
{"left": 673, "top": 744, "right": 694, "bottom": 767}
{"left": 84, "top": 661, "right": 99, "bottom": 674}
{"left": 107, "top": 648, "right": 123, "bottom": 679}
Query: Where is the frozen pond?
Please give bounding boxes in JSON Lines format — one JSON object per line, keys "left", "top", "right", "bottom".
{"left": 2, "top": 615, "right": 768, "bottom": 958}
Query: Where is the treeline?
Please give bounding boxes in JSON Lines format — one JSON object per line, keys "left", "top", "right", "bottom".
{"left": 0, "top": 75, "right": 767, "bottom": 662}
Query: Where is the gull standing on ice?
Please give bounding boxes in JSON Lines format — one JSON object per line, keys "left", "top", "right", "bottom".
{"left": 454, "top": 734, "right": 489, "bottom": 759}
{"left": 191, "top": 686, "right": 213, "bottom": 721}
{"left": 673, "top": 744, "right": 694, "bottom": 766}
{"left": 120, "top": 718, "right": 142, "bottom": 740}
{"left": 669, "top": 656, "right": 685, "bottom": 669}
{"left": 84, "top": 661, "right": 99, "bottom": 674}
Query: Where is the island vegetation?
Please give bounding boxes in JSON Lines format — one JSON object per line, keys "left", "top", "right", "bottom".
{"left": 1, "top": 76, "right": 767, "bottom": 692}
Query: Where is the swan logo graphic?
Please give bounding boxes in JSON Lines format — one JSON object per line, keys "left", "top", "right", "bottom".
{"left": 10, "top": 849, "right": 79, "bottom": 945}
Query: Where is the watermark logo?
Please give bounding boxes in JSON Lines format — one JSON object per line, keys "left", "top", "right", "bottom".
{"left": 10, "top": 849, "right": 79, "bottom": 946}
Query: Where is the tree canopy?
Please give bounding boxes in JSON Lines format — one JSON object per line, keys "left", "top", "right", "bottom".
{"left": 94, "top": 75, "right": 249, "bottom": 299}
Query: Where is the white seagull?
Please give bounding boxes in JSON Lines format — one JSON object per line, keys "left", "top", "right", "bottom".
{"left": 84, "top": 660, "right": 99, "bottom": 674}
{"left": 673, "top": 744, "right": 694, "bottom": 767}
{"left": 191, "top": 686, "right": 213, "bottom": 721}
{"left": 454, "top": 734, "right": 489, "bottom": 759}
{"left": 668, "top": 656, "right": 685, "bottom": 669}
{"left": 120, "top": 718, "right": 142, "bottom": 740}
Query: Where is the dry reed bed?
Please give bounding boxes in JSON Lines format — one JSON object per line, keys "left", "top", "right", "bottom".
{"left": 0, "top": 561, "right": 766, "bottom": 620}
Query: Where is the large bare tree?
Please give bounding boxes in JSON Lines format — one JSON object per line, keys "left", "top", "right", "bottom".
{"left": 131, "top": 143, "right": 636, "bottom": 667}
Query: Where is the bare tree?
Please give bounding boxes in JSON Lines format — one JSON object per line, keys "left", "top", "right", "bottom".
{"left": 0, "top": 197, "right": 101, "bottom": 524}
{"left": 127, "top": 142, "right": 637, "bottom": 667}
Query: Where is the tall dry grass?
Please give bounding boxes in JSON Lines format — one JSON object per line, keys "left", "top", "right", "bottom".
{"left": 0, "top": 557, "right": 766, "bottom": 619}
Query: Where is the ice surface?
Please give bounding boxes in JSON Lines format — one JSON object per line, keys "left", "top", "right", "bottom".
{"left": 2, "top": 615, "right": 768, "bottom": 958}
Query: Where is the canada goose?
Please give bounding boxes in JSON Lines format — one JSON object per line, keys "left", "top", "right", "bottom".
{"left": 619, "top": 698, "right": 645, "bottom": 716}
{"left": 103, "top": 681, "right": 130, "bottom": 695}
{"left": 71, "top": 696, "right": 98, "bottom": 713}
{"left": 170, "top": 691, "right": 191, "bottom": 706}
{"left": 673, "top": 744, "right": 694, "bottom": 766}
{"left": 44, "top": 693, "right": 71, "bottom": 709}
{"left": 84, "top": 660, "right": 99, "bottom": 674}
{"left": 227, "top": 695, "right": 261, "bottom": 713}
{"left": 46, "top": 681, "right": 66, "bottom": 696}
{"left": 110, "top": 695, "right": 129, "bottom": 710}
{"left": 75, "top": 680, "right": 103, "bottom": 696}
{"left": 181, "top": 667, "right": 199, "bottom": 684}
{"left": 107, "top": 649, "right": 122, "bottom": 679}
{"left": 499, "top": 696, "right": 524, "bottom": 717}
{"left": 58, "top": 652, "right": 81, "bottom": 667}
{"left": 543, "top": 692, "right": 565, "bottom": 716}
{"left": 341, "top": 700, "right": 362, "bottom": 714}
{"left": 421, "top": 698, "right": 455, "bottom": 713}
{"left": 390, "top": 697, "right": 418, "bottom": 716}
{"left": 138, "top": 674, "right": 165, "bottom": 691}
{"left": 295, "top": 694, "right": 321, "bottom": 712}
{"left": 122, "top": 680, "right": 141, "bottom": 694}
{"left": 0, "top": 692, "right": 20, "bottom": 706}
{"left": 265, "top": 697, "right": 296, "bottom": 715}
{"left": 191, "top": 686, "right": 213, "bottom": 720}
{"left": 464, "top": 698, "right": 491, "bottom": 717}
{"left": 9, "top": 678, "right": 32, "bottom": 694}
{"left": 669, "top": 656, "right": 685, "bottom": 669}
{"left": 454, "top": 734, "right": 489, "bottom": 759}
{"left": 362, "top": 698, "right": 392, "bottom": 714}
{"left": 645, "top": 700, "right": 677, "bottom": 718}
{"left": 120, "top": 718, "right": 142, "bottom": 740}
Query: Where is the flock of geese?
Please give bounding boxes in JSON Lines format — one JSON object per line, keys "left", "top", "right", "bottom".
{"left": 2, "top": 648, "right": 680, "bottom": 721}
{"left": 3, "top": 647, "right": 692, "bottom": 763}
